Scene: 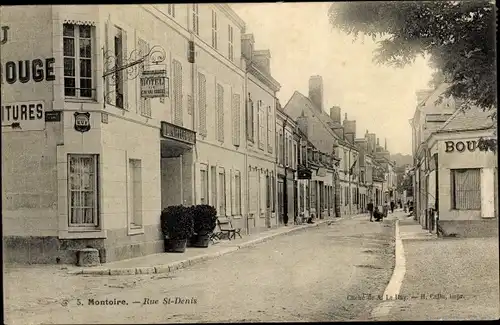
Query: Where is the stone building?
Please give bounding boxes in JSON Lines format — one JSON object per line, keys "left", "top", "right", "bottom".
{"left": 411, "top": 83, "right": 497, "bottom": 237}
{"left": 1, "top": 4, "right": 277, "bottom": 263}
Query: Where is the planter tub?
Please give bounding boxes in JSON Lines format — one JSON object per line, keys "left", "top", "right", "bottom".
{"left": 164, "top": 238, "right": 188, "bottom": 253}
{"left": 189, "top": 234, "right": 211, "bottom": 248}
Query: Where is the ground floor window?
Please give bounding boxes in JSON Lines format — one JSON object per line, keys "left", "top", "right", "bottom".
{"left": 200, "top": 166, "right": 208, "bottom": 204}
{"left": 128, "top": 158, "right": 143, "bottom": 227}
{"left": 310, "top": 181, "right": 317, "bottom": 211}
{"left": 68, "top": 154, "right": 99, "bottom": 227}
{"left": 451, "top": 168, "right": 481, "bottom": 210}
{"left": 218, "top": 169, "right": 226, "bottom": 215}
{"left": 211, "top": 166, "right": 217, "bottom": 207}
{"left": 234, "top": 170, "right": 242, "bottom": 215}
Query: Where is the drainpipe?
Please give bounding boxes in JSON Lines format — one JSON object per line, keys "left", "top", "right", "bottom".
{"left": 190, "top": 30, "right": 198, "bottom": 205}
{"left": 282, "top": 117, "right": 287, "bottom": 225}
{"left": 244, "top": 67, "right": 249, "bottom": 235}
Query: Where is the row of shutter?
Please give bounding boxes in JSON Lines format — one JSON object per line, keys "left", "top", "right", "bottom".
{"left": 201, "top": 166, "right": 242, "bottom": 216}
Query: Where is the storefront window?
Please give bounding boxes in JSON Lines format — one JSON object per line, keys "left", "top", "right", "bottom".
{"left": 451, "top": 168, "right": 481, "bottom": 210}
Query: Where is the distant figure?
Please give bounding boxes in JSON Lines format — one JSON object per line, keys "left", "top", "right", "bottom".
{"left": 383, "top": 201, "right": 389, "bottom": 218}
{"left": 390, "top": 201, "right": 395, "bottom": 213}
{"left": 373, "top": 206, "right": 383, "bottom": 222}
{"left": 367, "top": 199, "right": 374, "bottom": 222}
{"left": 307, "top": 214, "right": 315, "bottom": 224}
{"left": 398, "top": 199, "right": 402, "bottom": 209}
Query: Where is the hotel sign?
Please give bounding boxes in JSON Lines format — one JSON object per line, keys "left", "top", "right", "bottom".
{"left": 160, "top": 121, "right": 196, "bottom": 145}
{"left": 140, "top": 69, "right": 168, "bottom": 98}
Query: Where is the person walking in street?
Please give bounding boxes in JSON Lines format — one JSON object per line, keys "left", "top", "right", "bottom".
{"left": 383, "top": 200, "right": 389, "bottom": 218}
{"left": 390, "top": 200, "right": 395, "bottom": 213}
{"left": 367, "top": 199, "right": 374, "bottom": 222}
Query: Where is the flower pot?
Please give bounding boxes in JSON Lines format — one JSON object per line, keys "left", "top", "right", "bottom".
{"left": 164, "top": 238, "right": 187, "bottom": 253}
{"left": 189, "top": 234, "right": 211, "bottom": 248}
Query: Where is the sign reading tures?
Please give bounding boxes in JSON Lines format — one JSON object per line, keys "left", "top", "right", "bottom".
{"left": 1, "top": 101, "right": 45, "bottom": 130}
{"left": 140, "top": 70, "right": 168, "bottom": 98}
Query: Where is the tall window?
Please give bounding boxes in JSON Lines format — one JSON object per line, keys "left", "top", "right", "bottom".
{"left": 311, "top": 182, "right": 317, "bottom": 211}
{"left": 267, "top": 106, "right": 273, "bottom": 153}
{"left": 138, "top": 38, "right": 151, "bottom": 117}
{"left": 266, "top": 175, "right": 271, "bottom": 209}
{"left": 68, "top": 154, "right": 99, "bottom": 227}
{"left": 198, "top": 73, "right": 207, "bottom": 135}
{"left": 293, "top": 143, "right": 298, "bottom": 169}
{"left": 246, "top": 98, "right": 254, "bottom": 142}
{"left": 128, "top": 159, "right": 142, "bottom": 227}
{"left": 63, "top": 24, "right": 93, "bottom": 99}
{"left": 451, "top": 168, "right": 481, "bottom": 210}
{"left": 288, "top": 138, "right": 292, "bottom": 167}
{"left": 218, "top": 170, "right": 226, "bottom": 216}
{"left": 211, "top": 10, "right": 218, "bottom": 49}
{"left": 168, "top": 4, "right": 175, "bottom": 17}
{"left": 232, "top": 93, "right": 241, "bottom": 146}
{"left": 192, "top": 4, "right": 199, "bottom": 35}
{"left": 278, "top": 132, "right": 284, "bottom": 165}
{"left": 216, "top": 84, "right": 224, "bottom": 142}
{"left": 234, "top": 171, "right": 242, "bottom": 215}
{"left": 284, "top": 134, "right": 289, "bottom": 164}
{"left": 114, "top": 27, "right": 125, "bottom": 108}
{"left": 258, "top": 101, "right": 265, "bottom": 149}
{"left": 200, "top": 167, "right": 208, "bottom": 204}
{"left": 228, "top": 25, "right": 234, "bottom": 61}
{"left": 172, "top": 59, "right": 183, "bottom": 126}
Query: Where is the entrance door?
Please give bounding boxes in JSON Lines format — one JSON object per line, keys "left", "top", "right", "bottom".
{"left": 278, "top": 180, "right": 284, "bottom": 225}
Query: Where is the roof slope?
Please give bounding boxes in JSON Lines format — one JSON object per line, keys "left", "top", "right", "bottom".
{"left": 440, "top": 106, "right": 495, "bottom": 132}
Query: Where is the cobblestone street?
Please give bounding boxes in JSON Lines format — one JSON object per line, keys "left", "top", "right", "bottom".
{"left": 4, "top": 215, "right": 396, "bottom": 324}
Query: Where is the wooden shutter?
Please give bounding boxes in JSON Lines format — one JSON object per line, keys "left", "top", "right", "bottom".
{"left": 198, "top": 73, "right": 207, "bottom": 135}
{"left": 230, "top": 169, "right": 235, "bottom": 215}
{"left": 216, "top": 84, "right": 224, "bottom": 142}
{"left": 267, "top": 106, "right": 273, "bottom": 153}
{"left": 173, "top": 60, "right": 183, "bottom": 126}
{"left": 232, "top": 93, "right": 240, "bottom": 146}
{"left": 104, "top": 21, "right": 114, "bottom": 105}
{"left": 187, "top": 94, "right": 193, "bottom": 115}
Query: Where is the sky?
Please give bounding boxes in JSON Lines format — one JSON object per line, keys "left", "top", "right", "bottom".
{"left": 232, "top": 2, "right": 434, "bottom": 155}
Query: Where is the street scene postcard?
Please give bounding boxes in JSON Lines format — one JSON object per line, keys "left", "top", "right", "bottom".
{"left": 2, "top": 2, "right": 499, "bottom": 324}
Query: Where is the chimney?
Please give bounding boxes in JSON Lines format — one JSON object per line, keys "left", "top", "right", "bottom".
{"left": 241, "top": 34, "right": 255, "bottom": 62}
{"left": 377, "top": 138, "right": 380, "bottom": 146}
{"left": 384, "top": 138, "right": 387, "bottom": 151}
{"left": 253, "top": 50, "right": 271, "bottom": 74}
{"left": 308, "top": 76, "right": 323, "bottom": 112}
{"left": 345, "top": 134, "right": 354, "bottom": 143}
{"left": 330, "top": 106, "right": 341, "bottom": 123}
{"left": 366, "top": 129, "right": 369, "bottom": 136}
{"left": 296, "top": 111, "right": 308, "bottom": 136}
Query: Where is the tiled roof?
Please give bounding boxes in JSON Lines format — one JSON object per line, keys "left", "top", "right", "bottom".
{"left": 440, "top": 106, "right": 495, "bottom": 132}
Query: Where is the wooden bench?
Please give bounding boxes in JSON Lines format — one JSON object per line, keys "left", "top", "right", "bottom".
{"left": 214, "top": 218, "right": 242, "bottom": 240}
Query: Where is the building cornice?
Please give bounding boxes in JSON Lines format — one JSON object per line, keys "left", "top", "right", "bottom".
{"left": 217, "top": 4, "right": 246, "bottom": 30}
{"left": 248, "top": 63, "right": 281, "bottom": 92}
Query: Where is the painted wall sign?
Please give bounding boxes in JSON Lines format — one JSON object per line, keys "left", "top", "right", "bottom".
{"left": 44, "top": 111, "right": 61, "bottom": 122}
{"left": 160, "top": 121, "right": 195, "bottom": 145}
{"left": 1, "top": 26, "right": 9, "bottom": 45}
{"left": 1, "top": 58, "right": 56, "bottom": 85}
{"left": 444, "top": 140, "right": 479, "bottom": 153}
{"left": 140, "top": 70, "right": 169, "bottom": 98}
{"left": 74, "top": 112, "right": 91, "bottom": 133}
{"left": 1, "top": 101, "right": 45, "bottom": 131}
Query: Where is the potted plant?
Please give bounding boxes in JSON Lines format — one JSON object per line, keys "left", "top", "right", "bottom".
{"left": 160, "top": 205, "right": 194, "bottom": 253}
{"left": 189, "top": 205, "right": 217, "bottom": 247}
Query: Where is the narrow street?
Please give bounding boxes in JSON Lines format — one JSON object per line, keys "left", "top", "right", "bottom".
{"left": 5, "top": 214, "right": 396, "bottom": 324}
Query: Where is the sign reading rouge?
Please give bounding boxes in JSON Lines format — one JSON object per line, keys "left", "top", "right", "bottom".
{"left": 444, "top": 140, "right": 478, "bottom": 153}
{"left": 1, "top": 101, "right": 45, "bottom": 131}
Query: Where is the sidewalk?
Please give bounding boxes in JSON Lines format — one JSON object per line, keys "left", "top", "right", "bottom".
{"left": 373, "top": 217, "right": 499, "bottom": 321}
{"left": 68, "top": 218, "right": 335, "bottom": 276}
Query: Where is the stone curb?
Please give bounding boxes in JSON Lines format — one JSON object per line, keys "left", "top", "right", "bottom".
{"left": 70, "top": 219, "right": 335, "bottom": 277}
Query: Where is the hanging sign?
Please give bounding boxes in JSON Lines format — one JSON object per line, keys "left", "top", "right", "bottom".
{"left": 140, "top": 69, "right": 168, "bottom": 98}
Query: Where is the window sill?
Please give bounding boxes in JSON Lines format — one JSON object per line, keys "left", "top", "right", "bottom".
{"left": 128, "top": 226, "right": 144, "bottom": 236}
{"left": 232, "top": 215, "right": 242, "bottom": 219}
{"left": 59, "top": 229, "right": 106, "bottom": 239}
{"left": 65, "top": 98, "right": 98, "bottom": 103}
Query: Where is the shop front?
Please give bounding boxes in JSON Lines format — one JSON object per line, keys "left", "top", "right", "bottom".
{"left": 428, "top": 131, "right": 497, "bottom": 237}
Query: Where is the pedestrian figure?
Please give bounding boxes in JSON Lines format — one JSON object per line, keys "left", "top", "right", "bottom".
{"left": 383, "top": 201, "right": 389, "bottom": 218}
{"left": 390, "top": 201, "right": 395, "bottom": 213}
{"left": 373, "top": 206, "right": 383, "bottom": 222}
{"left": 367, "top": 199, "right": 374, "bottom": 222}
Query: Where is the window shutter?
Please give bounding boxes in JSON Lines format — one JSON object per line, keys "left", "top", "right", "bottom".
{"left": 198, "top": 73, "right": 207, "bottom": 136}
{"left": 173, "top": 60, "right": 183, "bottom": 126}
{"left": 122, "top": 30, "right": 128, "bottom": 109}
{"left": 187, "top": 94, "right": 193, "bottom": 115}
{"left": 216, "top": 84, "right": 224, "bottom": 142}
{"left": 104, "top": 22, "right": 114, "bottom": 106}
{"left": 232, "top": 93, "right": 240, "bottom": 146}
{"left": 230, "top": 169, "right": 235, "bottom": 215}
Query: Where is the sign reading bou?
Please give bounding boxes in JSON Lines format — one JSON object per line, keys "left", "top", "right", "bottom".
{"left": 140, "top": 70, "right": 169, "bottom": 98}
